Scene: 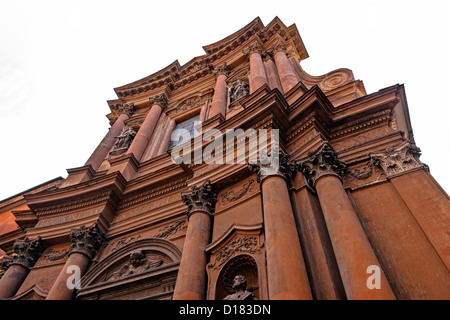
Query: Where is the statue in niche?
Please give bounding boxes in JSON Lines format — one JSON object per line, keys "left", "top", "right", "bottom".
{"left": 113, "top": 127, "right": 136, "bottom": 150}
{"left": 109, "top": 250, "right": 163, "bottom": 281}
{"left": 223, "top": 275, "right": 257, "bottom": 300}
{"left": 229, "top": 80, "right": 249, "bottom": 103}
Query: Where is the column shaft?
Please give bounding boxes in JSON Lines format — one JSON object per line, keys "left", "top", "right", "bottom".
{"left": 274, "top": 50, "right": 299, "bottom": 93}
{"left": 261, "top": 175, "right": 312, "bottom": 300}
{"left": 157, "top": 119, "right": 176, "bottom": 156}
{"left": 315, "top": 175, "right": 396, "bottom": 300}
{"left": 45, "top": 252, "right": 90, "bottom": 300}
{"left": 172, "top": 211, "right": 212, "bottom": 300}
{"left": 209, "top": 74, "right": 228, "bottom": 119}
{"left": 127, "top": 104, "right": 163, "bottom": 161}
{"left": 0, "top": 264, "right": 28, "bottom": 299}
{"left": 85, "top": 113, "right": 129, "bottom": 171}
{"left": 249, "top": 52, "right": 268, "bottom": 93}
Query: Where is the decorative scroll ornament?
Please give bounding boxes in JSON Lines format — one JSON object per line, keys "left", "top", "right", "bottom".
{"left": 370, "top": 140, "right": 423, "bottom": 178}
{"left": 149, "top": 93, "right": 169, "bottom": 110}
{"left": 181, "top": 180, "right": 218, "bottom": 217}
{"left": 70, "top": 223, "right": 107, "bottom": 260}
{"left": 271, "top": 41, "right": 287, "bottom": 54}
{"left": 248, "top": 152, "right": 296, "bottom": 183}
{"left": 11, "top": 236, "right": 45, "bottom": 270}
{"left": 296, "top": 142, "right": 347, "bottom": 192}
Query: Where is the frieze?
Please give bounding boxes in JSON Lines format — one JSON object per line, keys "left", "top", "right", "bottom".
{"left": 40, "top": 248, "right": 69, "bottom": 264}
{"left": 109, "top": 235, "right": 142, "bottom": 254}
{"left": 34, "top": 207, "right": 103, "bottom": 228}
{"left": 333, "top": 127, "right": 391, "bottom": 151}
{"left": 116, "top": 193, "right": 181, "bottom": 222}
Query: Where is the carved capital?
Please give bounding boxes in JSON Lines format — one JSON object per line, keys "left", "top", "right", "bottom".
{"left": 69, "top": 223, "right": 107, "bottom": 260}
{"left": 213, "top": 62, "right": 231, "bottom": 77}
{"left": 117, "top": 103, "right": 135, "bottom": 117}
{"left": 0, "top": 255, "right": 13, "bottom": 278}
{"left": 181, "top": 180, "right": 218, "bottom": 218}
{"left": 296, "top": 142, "right": 347, "bottom": 191}
{"left": 149, "top": 93, "right": 169, "bottom": 110}
{"left": 272, "top": 41, "right": 287, "bottom": 54}
{"left": 370, "top": 140, "right": 423, "bottom": 178}
{"left": 242, "top": 42, "right": 264, "bottom": 57}
{"left": 248, "top": 152, "right": 296, "bottom": 183}
{"left": 11, "top": 236, "right": 45, "bottom": 270}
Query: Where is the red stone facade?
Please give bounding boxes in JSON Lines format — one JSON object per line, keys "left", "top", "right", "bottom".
{"left": 0, "top": 17, "right": 449, "bottom": 300}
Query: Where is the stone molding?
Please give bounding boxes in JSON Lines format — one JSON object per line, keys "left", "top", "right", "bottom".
{"left": 69, "top": 223, "right": 107, "bottom": 260}
{"left": 11, "top": 236, "right": 45, "bottom": 270}
{"left": 181, "top": 180, "right": 218, "bottom": 218}
{"left": 296, "top": 142, "right": 347, "bottom": 191}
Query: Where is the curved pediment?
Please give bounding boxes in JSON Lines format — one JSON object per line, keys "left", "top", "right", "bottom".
{"left": 80, "top": 237, "right": 182, "bottom": 288}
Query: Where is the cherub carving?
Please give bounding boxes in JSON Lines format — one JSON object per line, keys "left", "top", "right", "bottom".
{"left": 109, "top": 250, "right": 162, "bottom": 280}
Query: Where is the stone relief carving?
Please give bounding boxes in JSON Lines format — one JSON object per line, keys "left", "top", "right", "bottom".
{"left": 212, "top": 235, "right": 262, "bottom": 270}
{"left": 153, "top": 218, "right": 186, "bottom": 239}
{"left": 228, "top": 79, "right": 249, "bottom": 104}
{"left": 223, "top": 275, "right": 257, "bottom": 300}
{"left": 220, "top": 179, "right": 255, "bottom": 204}
{"left": 110, "top": 235, "right": 142, "bottom": 253}
{"left": 107, "top": 250, "right": 163, "bottom": 281}
{"left": 41, "top": 248, "right": 69, "bottom": 263}
{"left": 113, "top": 127, "right": 136, "bottom": 151}
{"left": 370, "top": 140, "right": 423, "bottom": 178}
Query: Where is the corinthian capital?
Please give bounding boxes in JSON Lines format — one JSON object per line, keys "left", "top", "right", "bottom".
{"left": 248, "top": 152, "right": 296, "bottom": 183}
{"left": 296, "top": 142, "right": 347, "bottom": 191}
{"left": 213, "top": 62, "right": 230, "bottom": 77}
{"left": 272, "top": 41, "right": 287, "bottom": 54}
{"left": 370, "top": 140, "right": 423, "bottom": 178}
{"left": 242, "top": 42, "right": 264, "bottom": 57}
{"left": 69, "top": 223, "right": 107, "bottom": 260}
{"left": 149, "top": 93, "right": 169, "bottom": 111}
{"left": 181, "top": 180, "right": 218, "bottom": 218}
{"left": 11, "top": 236, "right": 45, "bottom": 270}
{"left": 118, "top": 103, "right": 135, "bottom": 117}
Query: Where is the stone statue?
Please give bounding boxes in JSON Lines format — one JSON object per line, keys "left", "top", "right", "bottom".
{"left": 113, "top": 127, "right": 136, "bottom": 150}
{"left": 223, "top": 275, "right": 256, "bottom": 300}
{"left": 229, "top": 80, "right": 249, "bottom": 103}
{"left": 109, "top": 250, "right": 163, "bottom": 280}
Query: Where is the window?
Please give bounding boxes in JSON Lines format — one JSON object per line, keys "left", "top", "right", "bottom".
{"left": 167, "top": 115, "right": 200, "bottom": 150}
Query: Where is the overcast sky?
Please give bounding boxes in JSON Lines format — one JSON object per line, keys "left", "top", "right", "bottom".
{"left": 0, "top": 0, "right": 449, "bottom": 200}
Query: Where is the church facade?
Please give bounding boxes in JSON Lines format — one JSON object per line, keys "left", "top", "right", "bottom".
{"left": 0, "top": 17, "right": 449, "bottom": 300}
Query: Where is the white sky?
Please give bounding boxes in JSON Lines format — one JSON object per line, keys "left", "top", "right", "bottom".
{"left": 0, "top": 0, "right": 449, "bottom": 200}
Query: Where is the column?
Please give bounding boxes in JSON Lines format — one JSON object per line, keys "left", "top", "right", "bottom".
{"left": 0, "top": 237, "right": 45, "bottom": 299}
{"left": 249, "top": 154, "right": 312, "bottom": 300}
{"left": 208, "top": 63, "right": 230, "bottom": 119}
{"left": 46, "top": 223, "right": 106, "bottom": 300}
{"left": 85, "top": 105, "right": 134, "bottom": 171}
{"left": 173, "top": 180, "right": 217, "bottom": 300}
{"left": 272, "top": 41, "right": 300, "bottom": 94}
{"left": 297, "top": 142, "right": 396, "bottom": 300}
{"left": 127, "top": 93, "right": 168, "bottom": 162}
{"left": 157, "top": 119, "right": 176, "bottom": 156}
{"left": 243, "top": 42, "right": 269, "bottom": 94}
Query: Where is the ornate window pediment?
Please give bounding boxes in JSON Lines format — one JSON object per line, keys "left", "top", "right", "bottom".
{"left": 77, "top": 237, "right": 181, "bottom": 300}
